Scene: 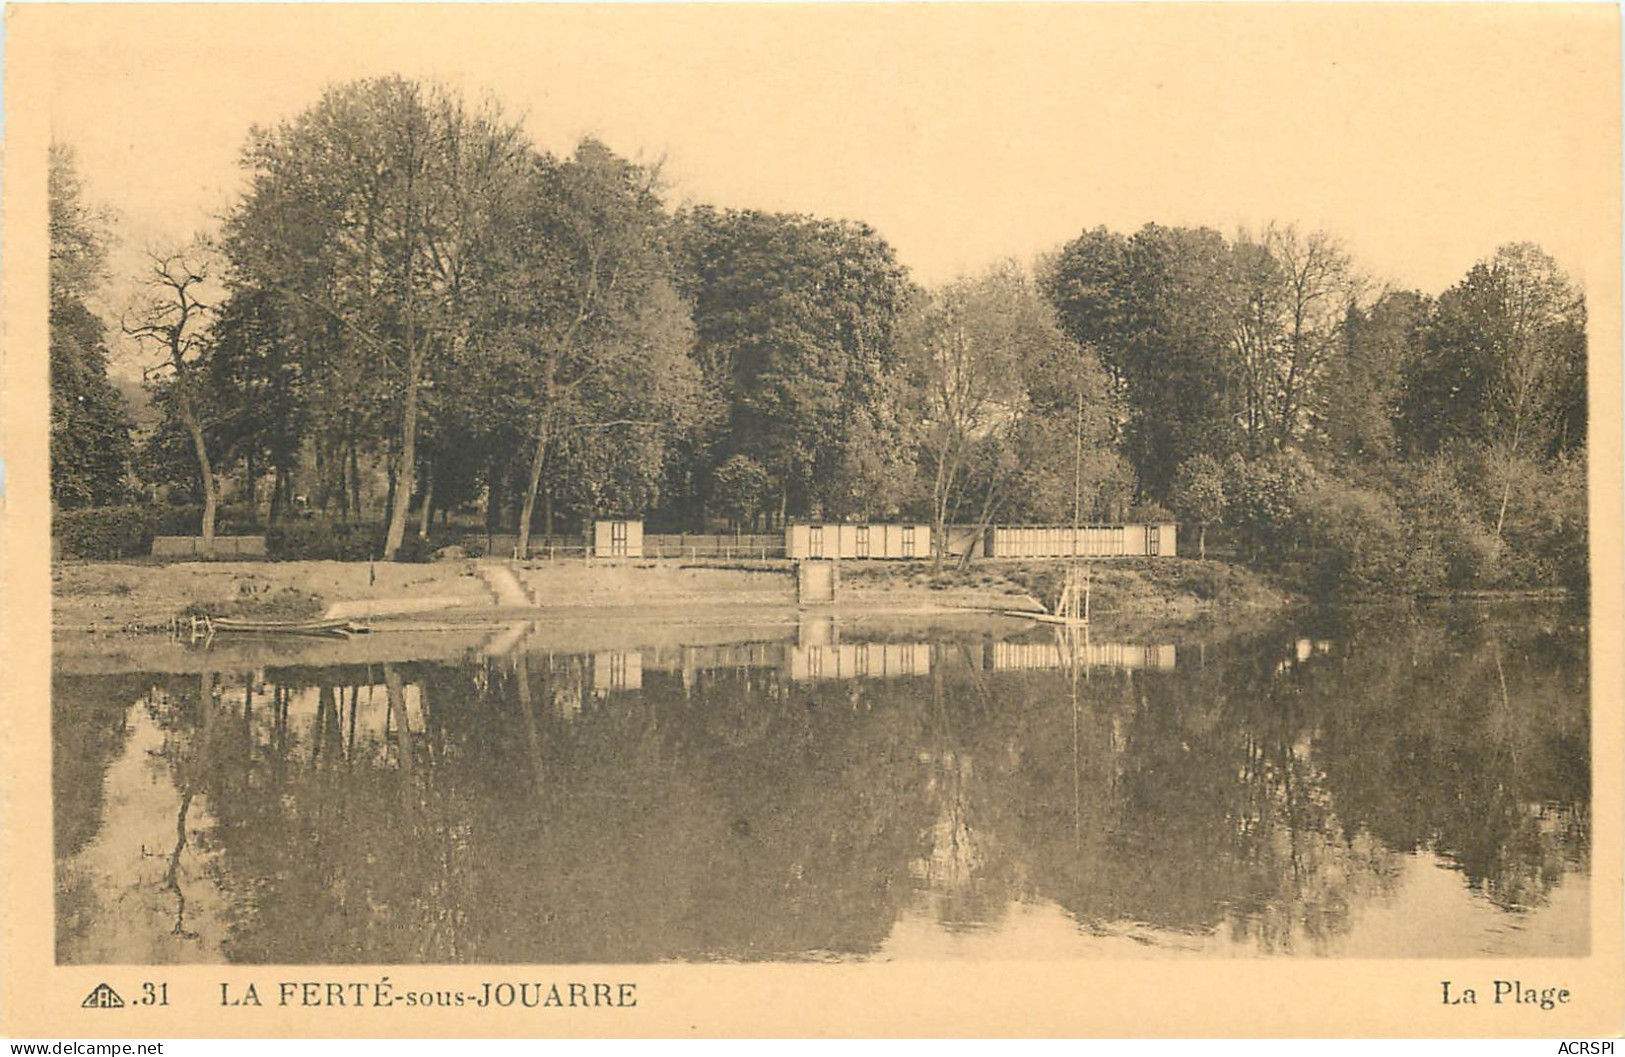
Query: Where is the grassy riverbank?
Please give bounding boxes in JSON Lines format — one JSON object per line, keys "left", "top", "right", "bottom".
{"left": 839, "top": 557, "right": 1293, "bottom": 617}
{"left": 51, "top": 554, "right": 1298, "bottom": 635}
{"left": 52, "top": 560, "right": 493, "bottom": 631}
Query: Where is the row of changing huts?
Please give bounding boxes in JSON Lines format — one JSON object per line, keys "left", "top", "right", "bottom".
{"left": 592, "top": 519, "right": 1178, "bottom": 560}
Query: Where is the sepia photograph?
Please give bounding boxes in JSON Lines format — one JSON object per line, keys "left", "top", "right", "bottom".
{"left": 2, "top": 1, "right": 1621, "bottom": 1039}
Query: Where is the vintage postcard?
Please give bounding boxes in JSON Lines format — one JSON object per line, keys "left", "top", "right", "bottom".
{"left": 2, "top": 2, "right": 1621, "bottom": 1039}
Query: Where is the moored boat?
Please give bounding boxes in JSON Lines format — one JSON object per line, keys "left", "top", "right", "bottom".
{"left": 209, "top": 616, "right": 354, "bottom": 635}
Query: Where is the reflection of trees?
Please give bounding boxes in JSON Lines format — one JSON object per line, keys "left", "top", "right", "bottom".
{"left": 936, "top": 648, "right": 1401, "bottom": 953}
{"left": 53, "top": 673, "right": 146, "bottom": 858}
{"left": 1309, "top": 609, "right": 1589, "bottom": 911}
{"left": 162, "top": 790, "right": 200, "bottom": 940}
{"left": 450, "top": 660, "right": 938, "bottom": 962}
{"left": 144, "top": 657, "right": 937, "bottom": 962}
{"left": 182, "top": 664, "right": 474, "bottom": 963}
{"left": 149, "top": 671, "right": 220, "bottom": 944}
{"left": 55, "top": 607, "right": 1589, "bottom": 962}
{"left": 911, "top": 611, "right": 1586, "bottom": 952}
{"left": 53, "top": 672, "right": 147, "bottom": 960}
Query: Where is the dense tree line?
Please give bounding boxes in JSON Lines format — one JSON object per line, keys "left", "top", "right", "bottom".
{"left": 49, "top": 75, "right": 1588, "bottom": 593}
{"left": 1044, "top": 224, "right": 1587, "bottom": 595}
{"left": 49, "top": 144, "right": 133, "bottom": 509}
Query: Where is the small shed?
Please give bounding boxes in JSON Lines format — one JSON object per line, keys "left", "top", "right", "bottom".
{"left": 1147, "top": 522, "right": 1177, "bottom": 557}
{"left": 593, "top": 519, "right": 644, "bottom": 558}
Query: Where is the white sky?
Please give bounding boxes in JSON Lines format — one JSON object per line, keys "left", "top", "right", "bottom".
{"left": 31, "top": 3, "right": 1621, "bottom": 374}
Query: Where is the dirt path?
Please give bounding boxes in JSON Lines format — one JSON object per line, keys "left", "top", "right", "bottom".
{"left": 476, "top": 563, "right": 535, "bottom": 607}
{"left": 323, "top": 596, "right": 483, "bottom": 620}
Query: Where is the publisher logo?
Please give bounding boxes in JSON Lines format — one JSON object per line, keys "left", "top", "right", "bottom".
{"left": 81, "top": 983, "right": 124, "bottom": 1009}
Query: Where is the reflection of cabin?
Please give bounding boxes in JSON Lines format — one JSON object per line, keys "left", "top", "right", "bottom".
{"left": 519, "top": 634, "right": 1180, "bottom": 701}
{"left": 784, "top": 522, "right": 931, "bottom": 560}
{"left": 592, "top": 519, "right": 643, "bottom": 558}
{"left": 986, "top": 523, "right": 1177, "bottom": 559}
{"left": 592, "top": 651, "right": 644, "bottom": 695}
{"left": 789, "top": 642, "right": 933, "bottom": 682}
{"left": 989, "top": 640, "right": 1177, "bottom": 672}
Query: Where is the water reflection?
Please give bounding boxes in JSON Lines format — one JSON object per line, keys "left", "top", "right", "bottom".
{"left": 54, "top": 606, "right": 1589, "bottom": 963}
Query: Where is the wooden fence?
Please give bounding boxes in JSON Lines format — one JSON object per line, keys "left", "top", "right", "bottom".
{"left": 463, "top": 534, "right": 589, "bottom": 559}
{"left": 150, "top": 535, "right": 268, "bottom": 558}
{"left": 463, "top": 532, "right": 784, "bottom": 560}
{"left": 642, "top": 534, "right": 784, "bottom": 560}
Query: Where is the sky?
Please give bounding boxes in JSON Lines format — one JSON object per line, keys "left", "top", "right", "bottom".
{"left": 28, "top": 3, "right": 1621, "bottom": 373}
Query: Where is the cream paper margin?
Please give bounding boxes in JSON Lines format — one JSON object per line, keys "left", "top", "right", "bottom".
{"left": 2, "top": 3, "right": 1621, "bottom": 1039}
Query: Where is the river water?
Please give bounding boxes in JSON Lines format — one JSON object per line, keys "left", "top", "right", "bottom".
{"left": 53, "top": 603, "right": 1590, "bottom": 964}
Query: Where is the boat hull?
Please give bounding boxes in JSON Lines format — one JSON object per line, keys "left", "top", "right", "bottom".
{"left": 210, "top": 617, "right": 353, "bottom": 634}
{"left": 1001, "top": 610, "right": 1089, "bottom": 627}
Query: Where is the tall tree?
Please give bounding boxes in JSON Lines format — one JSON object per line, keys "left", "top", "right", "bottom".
{"left": 1043, "top": 223, "right": 1243, "bottom": 500}
{"left": 226, "top": 76, "right": 532, "bottom": 558}
{"left": 501, "top": 141, "right": 691, "bottom": 557}
{"left": 49, "top": 143, "right": 133, "bottom": 509}
{"left": 1399, "top": 243, "right": 1586, "bottom": 535}
{"left": 1169, "top": 454, "right": 1226, "bottom": 558}
{"left": 1230, "top": 224, "right": 1357, "bottom": 452}
{"left": 905, "top": 264, "right": 1096, "bottom": 570}
{"left": 123, "top": 243, "right": 220, "bottom": 549}
{"left": 205, "top": 287, "right": 308, "bottom": 523}
{"left": 675, "top": 208, "right": 914, "bottom": 525}
{"left": 1321, "top": 289, "right": 1430, "bottom": 467}
{"left": 541, "top": 272, "right": 705, "bottom": 528}
{"left": 1004, "top": 317, "right": 1125, "bottom": 527}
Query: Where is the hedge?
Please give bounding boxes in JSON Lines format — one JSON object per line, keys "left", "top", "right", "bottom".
{"left": 265, "top": 520, "right": 385, "bottom": 561}
{"left": 55, "top": 505, "right": 440, "bottom": 563}
{"left": 261, "top": 520, "right": 434, "bottom": 562}
{"left": 54, "top": 505, "right": 211, "bottom": 560}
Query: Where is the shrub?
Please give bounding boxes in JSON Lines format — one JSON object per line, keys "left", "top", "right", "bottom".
{"left": 393, "top": 534, "right": 434, "bottom": 563}
{"left": 1541, "top": 453, "right": 1589, "bottom": 600}
{"left": 153, "top": 505, "right": 207, "bottom": 535}
{"left": 52, "top": 503, "right": 281, "bottom": 560}
{"left": 1484, "top": 452, "right": 1588, "bottom": 591}
{"left": 1005, "top": 564, "right": 1065, "bottom": 609}
{"left": 54, "top": 506, "right": 144, "bottom": 559}
{"left": 1126, "top": 501, "right": 1176, "bottom": 523}
{"left": 215, "top": 504, "right": 267, "bottom": 535}
{"left": 1168, "top": 454, "right": 1225, "bottom": 557}
{"left": 1298, "top": 481, "right": 1413, "bottom": 598}
{"left": 175, "top": 588, "right": 324, "bottom": 620}
{"left": 1222, "top": 451, "right": 1316, "bottom": 561}
{"left": 1395, "top": 456, "right": 1501, "bottom": 591}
